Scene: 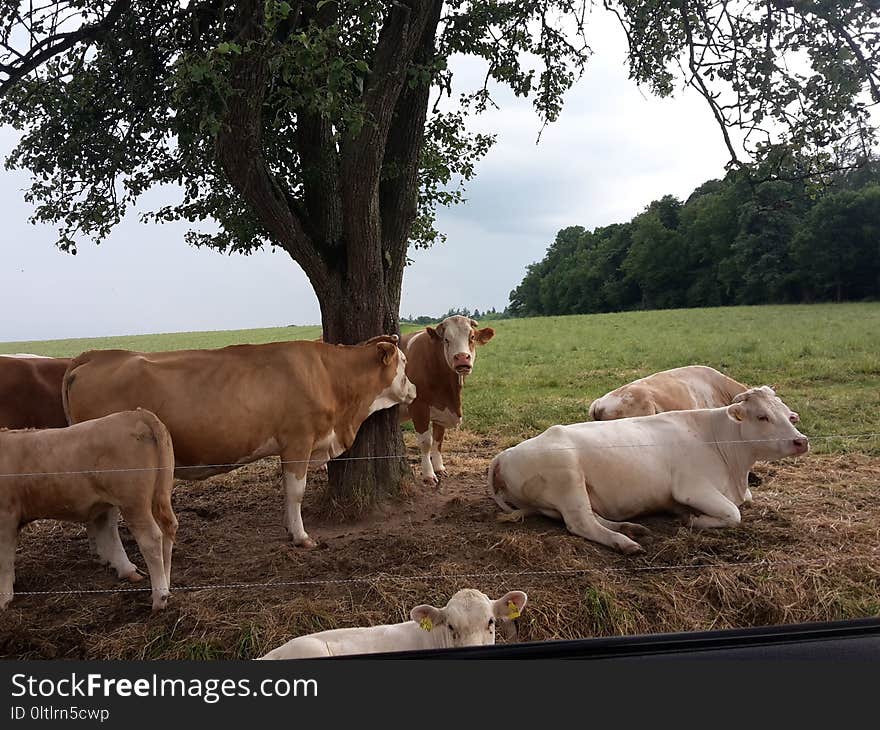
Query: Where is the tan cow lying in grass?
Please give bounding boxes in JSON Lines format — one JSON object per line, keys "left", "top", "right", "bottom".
{"left": 0, "top": 410, "right": 177, "bottom": 611}
{"left": 258, "top": 588, "right": 528, "bottom": 659}
{"left": 490, "top": 387, "right": 807, "bottom": 554}
{"left": 589, "top": 365, "right": 748, "bottom": 420}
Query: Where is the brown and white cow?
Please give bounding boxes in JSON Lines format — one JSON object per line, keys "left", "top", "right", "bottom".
{"left": 490, "top": 386, "right": 807, "bottom": 554}
{"left": 62, "top": 337, "right": 416, "bottom": 548}
{"left": 589, "top": 365, "right": 748, "bottom": 421}
{"left": 0, "top": 409, "right": 177, "bottom": 611}
{"left": 399, "top": 316, "right": 495, "bottom": 485}
{"left": 0, "top": 354, "right": 70, "bottom": 429}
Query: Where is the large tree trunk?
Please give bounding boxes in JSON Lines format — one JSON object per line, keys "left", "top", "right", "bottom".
{"left": 317, "top": 271, "right": 412, "bottom": 514}
{"left": 216, "top": 0, "right": 440, "bottom": 515}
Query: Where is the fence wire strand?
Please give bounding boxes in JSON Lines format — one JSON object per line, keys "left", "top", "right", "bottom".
{"left": 0, "top": 432, "right": 876, "bottom": 479}
{"left": 5, "top": 554, "right": 878, "bottom": 598}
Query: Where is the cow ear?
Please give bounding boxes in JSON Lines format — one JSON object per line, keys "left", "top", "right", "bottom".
{"left": 410, "top": 604, "right": 444, "bottom": 631}
{"left": 426, "top": 326, "right": 441, "bottom": 341}
{"left": 493, "top": 590, "right": 528, "bottom": 621}
{"left": 727, "top": 403, "right": 746, "bottom": 422}
{"left": 475, "top": 327, "right": 495, "bottom": 345}
{"left": 377, "top": 342, "right": 397, "bottom": 366}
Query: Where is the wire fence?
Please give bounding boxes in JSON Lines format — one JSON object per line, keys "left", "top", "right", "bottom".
{"left": 0, "top": 431, "right": 876, "bottom": 478}
{"left": 6, "top": 555, "right": 879, "bottom": 598}
{"left": 1, "top": 430, "right": 877, "bottom": 601}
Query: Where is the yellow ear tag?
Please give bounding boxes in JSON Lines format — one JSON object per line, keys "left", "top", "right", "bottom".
{"left": 419, "top": 617, "right": 433, "bottom": 632}
{"left": 506, "top": 601, "right": 521, "bottom": 620}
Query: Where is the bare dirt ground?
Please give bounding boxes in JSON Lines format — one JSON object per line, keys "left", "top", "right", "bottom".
{"left": 2, "top": 430, "right": 879, "bottom": 659}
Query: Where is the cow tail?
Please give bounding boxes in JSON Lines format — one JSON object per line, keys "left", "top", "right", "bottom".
{"left": 148, "top": 415, "right": 178, "bottom": 544}
{"left": 61, "top": 352, "right": 90, "bottom": 425}
{"left": 488, "top": 454, "right": 515, "bottom": 513}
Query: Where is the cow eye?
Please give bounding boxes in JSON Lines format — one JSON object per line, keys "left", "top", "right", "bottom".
{"left": 758, "top": 415, "right": 770, "bottom": 422}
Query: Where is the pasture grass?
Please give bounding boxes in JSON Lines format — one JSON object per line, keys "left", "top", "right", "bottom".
{"left": 2, "top": 302, "right": 878, "bottom": 453}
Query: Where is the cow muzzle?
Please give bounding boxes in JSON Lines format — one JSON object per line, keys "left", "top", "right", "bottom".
{"left": 452, "top": 352, "right": 472, "bottom": 374}
{"left": 792, "top": 437, "right": 809, "bottom": 455}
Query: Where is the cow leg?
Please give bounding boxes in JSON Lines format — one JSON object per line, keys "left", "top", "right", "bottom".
{"left": 678, "top": 487, "right": 742, "bottom": 530}
{"left": 0, "top": 518, "right": 18, "bottom": 610}
{"left": 555, "top": 482, "right": 644, "bottom": 554}
{"left": 742, "top": 487, "right": 754, "bottom": 506}
{"left": 87, "top": 508, "right": 143, "bottom": 582}
{"left": 594, "top": 515, "right": 652, "bottom": 541}
{"left": 410, "top": 404, "right": 437, "bottom": 486}
{"left": 282, "top": 464, "right": 316, "bottom": 549}
{"left": 124, "top": 517, "right": 170, "bottom": 611}
{"left": 430, "top": 422, "right": 447, "bottom": 479}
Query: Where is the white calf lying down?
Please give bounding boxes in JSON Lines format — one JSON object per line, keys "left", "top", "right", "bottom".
{"left": 0, "top": 409, "right": 178, "bottom": 611}
{"left": 258, "top": 588, "right": 528, "bottom": 659}
{"left": 490, "top": 387, "right": 807, "bottom": 554}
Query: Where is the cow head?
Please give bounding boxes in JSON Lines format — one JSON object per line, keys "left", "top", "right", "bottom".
{"left": 367, "top": 338, "right": 417, "bottom": 415}
{"left": 410, "top": 588, "right": 528, "bottom": 648}
{"left": 726, "top": 386, "right": 808, "bottom": 458}
{"left": 426, "top": 315, "right": 495, "bottom": 376}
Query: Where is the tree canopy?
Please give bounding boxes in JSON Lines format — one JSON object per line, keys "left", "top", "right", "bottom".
{"left": 508, "top": 159, "right": 880, "bottom": 316}
{"left": 1, "top": 1, "right": 878, "bottom": 264}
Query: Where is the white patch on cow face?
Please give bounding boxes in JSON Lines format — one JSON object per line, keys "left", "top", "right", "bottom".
{"left": 367, "top": 349, "right": 417, "bottom": 415}
{"left": 729, "top": 387, "right": 808, "bottom": 458}
{"left": 410, "top": 588, "right": 528, "bottom": 649}
{"left": 435, "top": 316, "right": 478, "bottom": 375}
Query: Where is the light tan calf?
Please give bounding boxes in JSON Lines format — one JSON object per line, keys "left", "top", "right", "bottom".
{"left": 0, "top": 409, "right": 177, "bottom": 611}
{"left": 589, "top": 365, "right": 748, "bottom": 420}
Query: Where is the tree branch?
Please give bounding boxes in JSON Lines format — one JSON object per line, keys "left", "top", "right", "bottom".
{"left": 0, "top": 0, "right": 131, "bottom": 99}
{"left": 215, "top": 0, "right": 328, "bottom": 288}
{"left": 380, "top": 0, "right": 443, "bottom": 297}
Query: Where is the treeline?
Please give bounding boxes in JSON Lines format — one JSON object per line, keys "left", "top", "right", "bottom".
{"left": 402, "top": 306, "right": 513, "bottom": 325}
{"left": 508, "top": 162, "right": 880, "bottom": 316}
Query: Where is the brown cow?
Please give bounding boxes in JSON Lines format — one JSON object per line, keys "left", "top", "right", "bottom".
{"left": 399, "top": 316, "right": 495, "bottom": 485}
{"left": 62, "top": 338, "right": 416, "bottom": 548}
{"left": 0, "top": 409, "right": 177, "bottom": 611}
{"left": 0, "top": 354, "right": 70, "bottom": 429}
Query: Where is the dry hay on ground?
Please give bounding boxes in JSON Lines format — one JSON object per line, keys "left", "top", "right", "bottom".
{"left": 1, "top": 431, "right": 878, "bottom": 659}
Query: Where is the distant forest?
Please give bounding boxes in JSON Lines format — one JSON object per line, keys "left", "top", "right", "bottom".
{"left": 508, "top": 160, "right": 880, "bottom": 317}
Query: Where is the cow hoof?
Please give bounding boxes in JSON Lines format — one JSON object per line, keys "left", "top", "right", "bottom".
{"left": 423, "top": 476, "right": 440, "bottom": 487}
{"left": 151, "top": 594, "right": 170, "bottom": 612}
{"left": 435, "top": 468, "right": 448, "bottom": 479}
{"left": 0, "top": 598, "right": 10, "bottom": 610}
{"left": 294, "top": 537, "right": 318, "bottom": 549}
{"left": 125, "top": 570, "right": 146, "bottom": 583}
{"left": 618, "top": 540, "right": 644, "bottom": 555}
{"left": 619, "top": 522, "right": 652, "bottom": 539}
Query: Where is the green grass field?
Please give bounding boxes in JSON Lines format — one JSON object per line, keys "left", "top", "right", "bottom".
{"left": 3, "top": 302, "right": 878, "bottom": 454}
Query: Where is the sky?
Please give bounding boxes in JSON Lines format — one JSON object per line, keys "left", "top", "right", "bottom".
{"left": 0, "top": 10, "right": 730, "bottom": 343}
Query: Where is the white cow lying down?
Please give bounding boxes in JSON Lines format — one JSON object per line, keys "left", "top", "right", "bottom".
{"left": 489, "top": 386, "right": 808, "bottom": 554}
{"left": 258, "top": 588, "right": 528, "bottom": 659}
